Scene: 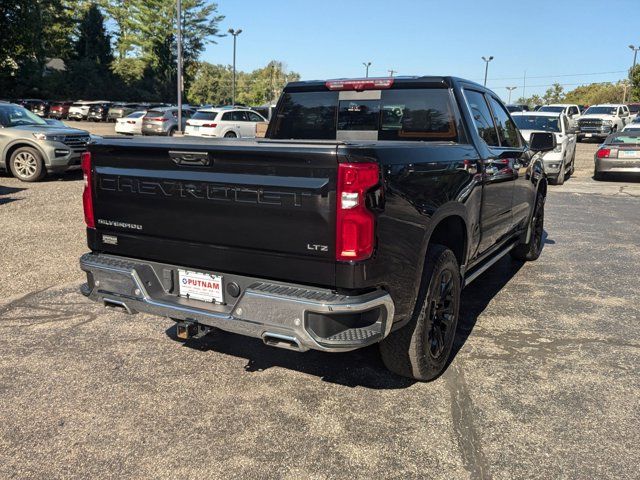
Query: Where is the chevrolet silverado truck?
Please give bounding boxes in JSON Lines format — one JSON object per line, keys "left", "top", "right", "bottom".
{"left": 577, "top": 104, "right": 631, "bottom": 141}
{"left": 79, "top": 76, "right": 555, "bottom": 381}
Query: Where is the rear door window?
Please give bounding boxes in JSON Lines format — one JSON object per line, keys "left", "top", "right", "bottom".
{"left": 233, "top": 111, "right": 249, "bottom": 121}
{"left": 464, "top": 90, "right": 499, "bottom": 147}
{"left": 379, "top": 89, "right": 458, "bottom": 141}
{"left": 487, "top": 96, "right": 521, "bottom": 148}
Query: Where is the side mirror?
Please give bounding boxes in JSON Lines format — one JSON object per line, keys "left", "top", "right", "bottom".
{"left": 529, "top": 132, "right": 557, "bottom": 153}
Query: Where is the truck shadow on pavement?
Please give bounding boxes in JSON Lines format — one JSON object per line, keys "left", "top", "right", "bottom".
{"left": 0, "top": 185, "right": 26, "bottom": 206}
{"left": 169, "top": 232, "right": 552, "bottom": 389}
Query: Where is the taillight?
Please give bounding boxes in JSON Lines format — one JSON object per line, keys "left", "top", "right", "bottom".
{"left": 326, "top": 78, "right": 394, "bottom": 91}
{"left": 81, "top": 151, "right": 95, "bottom": 229}
{"left": 126, "top": 120, "right": 135, "bottom": 124}
{"left": 202, "top": 123, "right": 217, "bottom": 128}
{"left": 336, "top": 163, "right": 379, "bottom": 262}
{"left": 596, "top": 148, "right": 618, "bottom": 158}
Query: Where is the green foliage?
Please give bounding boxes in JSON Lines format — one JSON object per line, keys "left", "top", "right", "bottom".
{"left": 517, "top": 80, "right": 632, "bottom": 108}
{"left": 187, "top": 60, "right": 301, "bottom": 106}
{"left": 1, "top": 0, "right": 225, "bottom": 102}
{"left": 563, "top": 82, "right": 627, "bottom": 105}
{"left": 629, "top": 65, "right": 640, "bottom": 102}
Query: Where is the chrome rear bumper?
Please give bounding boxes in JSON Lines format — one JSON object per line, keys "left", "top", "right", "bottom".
{"left": 80, "top": 253, "right": 395, "bottom": 352}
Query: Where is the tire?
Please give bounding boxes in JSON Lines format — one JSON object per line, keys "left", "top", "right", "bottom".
{"left": 511, "top": 191, "right": 545, "bottom": 261}
{"left": 168, "top": 128, "right": 177, "bottom": 137}
{"left": 9, "top": 147, "right": 46, "bottom": 182}
{"left": 556, "top": 161, "right": 566, "bottom": 185}
{"left": 224, "top": 131, "right": 237, "bottom": 138}
{"left": 594, "top": 169, "right": 605, "bottom": 181}
{"left": 380, "top": 245, "right": 461, "bottom": 381}
{"left": 568, "top": 148, "right": 576, "bottom": 176}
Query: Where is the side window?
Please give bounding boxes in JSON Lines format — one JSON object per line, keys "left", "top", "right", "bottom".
{"left": 570, "top": 106, "right": 579, "bottom": 116}
{"left": 464, "top": 90, "right": 499, "bottom": 147}
{"left": 230, "top": 111, "right": 248, "bottom": 121}
{"left": 488, "top": 96, "right": 521, "bottom": 148}
{"left": 221, "top": 112, "right": 233, "bottom": 121}
{"left": 247, "top": 112, "right": 265, "bottom": 122}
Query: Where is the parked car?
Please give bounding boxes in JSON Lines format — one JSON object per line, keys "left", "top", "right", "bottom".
{"left": 87, "top": 102, "right": 112, "bottom": 122}
{"left": 594, "top": 132, "right": 640, "bottom": 180}
{"left": 577, "top": 104, "right": 631, "bottom": 141}
{"left": 17, "top": 99, "right": 48, "bottom": 116}
{"left": 622, "top": 116, "right": 640, "bottom": 132}
{"left": 537, "top": 104, "right": 581, "bottom": 129}
{"left": 141, "top": 107, "right": 194, "bottom": 136}
{"left": 506, "top": 104, "right": 530, "bottom": 113}
{"left": 31, "top": 100, "right": 51, "bottom": 118}
{"left": 115, "top": 111, "right": 146, "bottom": 135}
{"left": 68, "top": 101, "right": 107, "bottom": 121}
{"left": 49, "top": 101, "right": 73, "bottom": 119}
{"left": 184, "top": 108, "right": 267, "bottom": 138}
{"left": 626, "top": 103, "right": 640, "bottom": 121}
{"left": 79, "top": 75, "right": 556, "bottom": 381}
{"left": 0, "top": 102, "right": 90, "bottom": 182}
{"left": 512, "top": 111, "right": 577, "bottom": 185}
{"left": 108, "top": 103, "right": 142, "bottom": 122}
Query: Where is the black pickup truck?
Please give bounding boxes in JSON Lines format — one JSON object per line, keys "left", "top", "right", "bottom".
{"left": 80, "top": 76, "right": 555, "bottom": 381}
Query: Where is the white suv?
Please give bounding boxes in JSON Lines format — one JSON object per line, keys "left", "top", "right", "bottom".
{"left": 537, "top": 104, "right": 581, "bottom": 129}
{"left": 184, "top": 108, "right": 267, "bottom": 138}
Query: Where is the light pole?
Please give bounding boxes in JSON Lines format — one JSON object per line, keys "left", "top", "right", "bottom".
{"left": 482, "top": 56, "right": 494, "bottom": 87}
{"left": 228, "top": 28, "right": 242, "bottom": 106}
{"left": 388, "top": 69, "right": 397, "bottom": 77}
{"left": 506, "top": 86, "right": 517, "bottom": 104}
{"left": 630, "top": 45, "right": 640, "bottom": 72}
{"left": 363, "top": 62, "right": 371, "bottom": 78}
{"left": 176, "top": 0, "right": 183, "bottom": 133}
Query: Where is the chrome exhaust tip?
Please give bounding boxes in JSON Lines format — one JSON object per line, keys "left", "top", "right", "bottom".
{"left": 262, "top": 333, "right": 303, "bottom": 351}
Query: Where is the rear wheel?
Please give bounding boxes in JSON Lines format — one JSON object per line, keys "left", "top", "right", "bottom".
{"left": 168, "top": 128, "right": 177, "bottom": 136}
{"left": 511, "top": 191, "right": 545, "bottom": 261}
{"left": 224, "top": 131, "right": 237, "bottom": 138}
{"left": 9, "top": 147, "right": 46, "bottom": 182}
{"left": 380, "top": 245, "right": 460, "bottom": 381}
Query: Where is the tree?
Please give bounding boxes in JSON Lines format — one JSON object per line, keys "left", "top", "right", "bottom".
{"left": 187, "top": 61, "right": 301, "bottom": 106}
{"left": 66, "top": 4, "right": 115, "bottom": 98}
{"left": 630, "top": 65, "right": 640, "bottom": 102}
{"left": 542, "top": 83, "right": 564, "bottom": 104}
{"left": 127, "top": 0, "right": 224, "bottom": 100}
{"left": 0, "top": 0, "right": 75, "bottom": 96}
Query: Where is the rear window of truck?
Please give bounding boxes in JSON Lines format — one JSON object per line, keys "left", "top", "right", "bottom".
{"left": 271, "top": 88, "right": 459, "bottom": 141}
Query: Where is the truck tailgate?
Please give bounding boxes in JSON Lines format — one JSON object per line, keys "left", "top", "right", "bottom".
{"left": 89, "top": 137, "right": 339, "bottom": 286}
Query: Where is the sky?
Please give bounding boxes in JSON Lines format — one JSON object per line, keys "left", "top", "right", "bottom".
{"left": 202, "top": 0, "right": 640, "bottom": 102}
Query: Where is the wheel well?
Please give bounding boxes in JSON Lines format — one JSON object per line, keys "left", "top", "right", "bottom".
{"left": 538, "top": 178, "right": 548, "bottom": 199}
{"left": 3, "top": 143, "right": 43, "bottom": 175}
{"left": 428, "top": 215, "right": 467, "bottom": 267}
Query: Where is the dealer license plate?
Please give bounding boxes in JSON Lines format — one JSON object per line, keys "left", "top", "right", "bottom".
{"left": 620, "top": 150, "right": 638, "bottom": 158}
{"left": 178, "top": 269, "right": 223, "bottom": 304}
{"left": 585, "top": 133, "right": 593, "bottom": 138}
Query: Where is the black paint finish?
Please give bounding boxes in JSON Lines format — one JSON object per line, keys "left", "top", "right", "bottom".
{"left": 86, "top": 77, "right": 546, "bottom": 325}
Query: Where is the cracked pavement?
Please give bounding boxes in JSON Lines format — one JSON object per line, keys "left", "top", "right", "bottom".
{"left": 1, "top": 142, "right": 639, "bottom": 479}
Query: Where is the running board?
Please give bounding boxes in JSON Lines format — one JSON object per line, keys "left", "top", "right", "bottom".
{"left": 463, "top": 242, "right": 516, "bottom": 287}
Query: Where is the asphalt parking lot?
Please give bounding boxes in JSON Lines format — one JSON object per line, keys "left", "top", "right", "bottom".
{"left": 1, "top": 139, "right": 639, "bottom": 479}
